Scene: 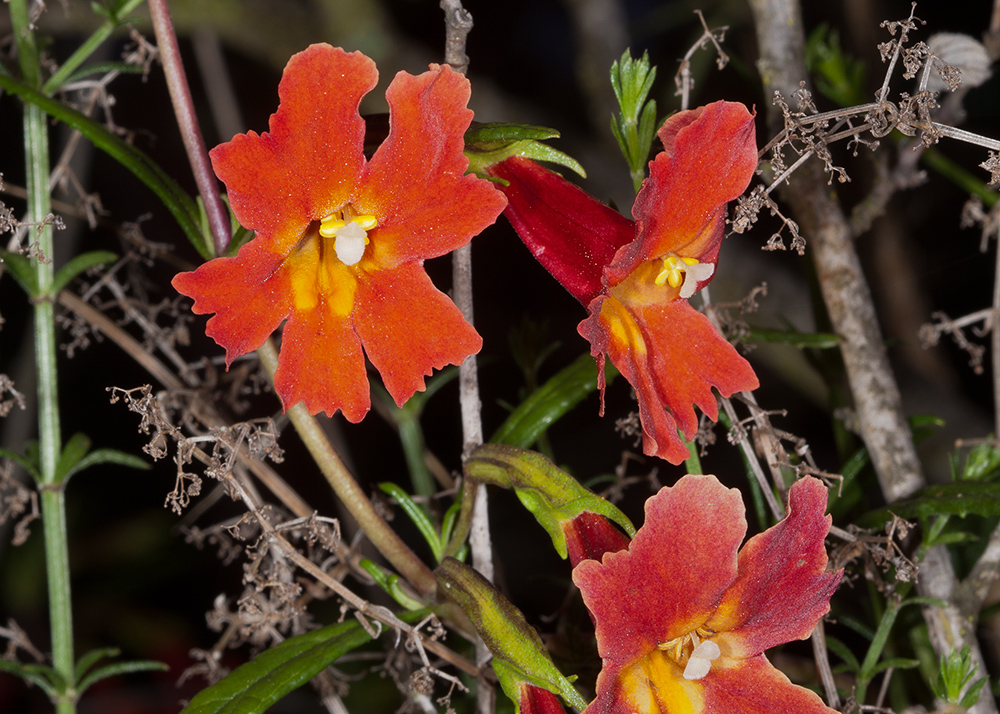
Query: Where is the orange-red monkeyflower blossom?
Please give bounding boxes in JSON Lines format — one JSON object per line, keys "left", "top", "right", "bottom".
{"left": 173, "top": 45, "right": 506, "bottom": 421}
{"left": 573, "top": 474, "right": 841, "bottom": 714}
{"left": 489, "top": 102, "right": 759, "bottom": 463}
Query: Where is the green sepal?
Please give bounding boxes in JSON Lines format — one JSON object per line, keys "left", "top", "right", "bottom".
{"left": 464, "top": 444, "right": 634, "bottom": 558}
{"left": 435, "top": 558, "right": 587, "bottom": 713}
{"left": 465, "top": 123, "right": 585, "bottom": 180}
{"left": 180, "top": 611, "right": 428, "bottom": 714}
{"left": 0, "top": 250, "right": 40, "bottom": 298}
{"left": 51, "top": 250, "right": 118, "bottom": 296}
{"left": 492, "top": 352, "right": 618, "bottom": 450}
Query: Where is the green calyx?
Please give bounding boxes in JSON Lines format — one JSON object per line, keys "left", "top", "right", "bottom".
{"left": 463, "top": 444, "right": 634, "bottom": 558}
{"left": 435, "top": 558, "right": 587, "bottom": 713}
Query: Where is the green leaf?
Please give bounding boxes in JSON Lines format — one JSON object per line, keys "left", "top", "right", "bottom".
{"left": 0, "top": 660, "right": 61, "bottom": 698}
{"left": 65, "top": 448, "right": 150, "bottom": 483}
{"left": 492, "top": 353, "right": 618, "bottom": 449}
{"left": 859, "top": 481, "right": 1000, "bottom": 528}
{"left": 465, "top": 123, "right": 586, "bottom": 179}
{"left": 76, "top": 659, "right": 168, "bottom": 697}
{"left": 956, "top": 441, "right": 1000, "bottom": 482}
{"left": 824, "top": 635, "right": 861, "bottom": 673}
{"left": 868, "top": 657, "right": 921, "bottom": 675}
{"left": 0, "top": 446, "right": 41, "bottom": 481}
{"left": 75, "top": 647, "right": 121, "bottom": 681}
{"left": 378, "top": 483, "right": 443, "bottom": 561}
{"left": 740, "top": 327, "right": 840, "bottom": 349}
{"left": 180, "top": 615, "right": 408, "bottom": 714}
{"left": 54, "top": 432, "right": 91, "bottom": 484}
{"left": 0, "top": 71, "right": 210, "bottom": 259}
{"left": 51, "top": 250, "right": 117, "bottom": 296}
{"left": 0, "top": 250, "right": 40, "bottom": 297}
{"left": 357, "top": 559, "right": 425, "bottom": 611}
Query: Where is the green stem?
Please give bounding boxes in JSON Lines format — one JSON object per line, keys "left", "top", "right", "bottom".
{"left": 12, "top": 0, "right": 75, "bottom": 708}
{"left": 256, "top": 340, "right": 437, "bottom": 596}
{"left": 41, "top": 0, "right": 147, "bottom": 95}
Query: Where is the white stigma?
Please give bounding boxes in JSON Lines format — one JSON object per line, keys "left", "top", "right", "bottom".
{"left": 682, "top": 639, "right": 721, "bottom": 681}
{"left": 334, "top": 221, "right": 368, "bottom": 266}
{"left": 678, "top": 262, "right": 715, "bottom": 299}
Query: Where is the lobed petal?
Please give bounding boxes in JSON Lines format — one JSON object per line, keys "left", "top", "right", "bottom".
{"left": 573, "top": 476, "right": 746, "bottom": 683}
{"left": 488, "top": 156, "right": 635, "bottom": 305}
{"left": 700, "top": 655, "right": 839, "bottom": 714}
{"left": 274, "top": 305, "right": 370, "bottom": 422}
{"left": 210, "top": 45, "right": 374, "bottom": 254}
{"left": 606, "top": 101, "right": 758, "bottom": 285}
{"left": 353, "top": 263, "right": 482, "bottom": 407}
{"left": 579, "top": 297, "right": 757, "bottom": 465}
{"left": 707, "top": 477, "right": 842, "bottom": 657}
{"left": 356, "top": 64, "right": 506, "bottom": 267}
{"left": 172, "top": 239, "right": 292, "bottom": 366}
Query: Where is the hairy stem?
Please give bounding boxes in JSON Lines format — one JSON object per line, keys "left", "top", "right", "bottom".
{"left": 256, "top": 340, "right": 437, "bottom": 596}
{"left": 147, "top": 0, "right": 231, "bottom": 256}
{"left": 11, "top": 1, "right": 75, "bottom": 709}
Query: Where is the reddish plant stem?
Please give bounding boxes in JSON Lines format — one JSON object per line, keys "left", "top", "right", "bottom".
{"left": 147, "top": 0, "right": 231, "bottom": 256}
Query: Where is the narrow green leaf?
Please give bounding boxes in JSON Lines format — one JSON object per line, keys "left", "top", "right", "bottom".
{"left": 65, "top": 448, "right": 150, "bottom": 483}
{"left": 0, "top": 660, "right": 61, "bottom": 698}
{"left": 859, "top": 481, "right": 1000, "bottom": 527}
{"left": 0, "top": 250, "right": 40, "bottom": 297}
{"left": 54, "top": 432, "right": 91, "bottom": 484}
{"left": 0, "top": 72, "right": 210, "bottom": 258}
{"left": 0, "top": 447, "right": 41, "bottom": 481}
{"left": 180, "top": 613, "right": 424, "bottom": 714}
{"left": 378, "top": 483, "right": 443, "bottom": 561}
{"left": 868, "top": 657, "right": 921, "bottom": 675}
{"left": 75, "top": 647, "right": 120, "bottom": 681}
{"left": 824, "top": 635, "right": 861, "bottom": 673}
{"left": 76, "top": 659, "right": 168, "bottom": 697}
{"left": 51, "top": 250, "right": 117, "bottom": 296}
{"left": 492, "top": 353, "right": 618, "bottom": 449}
{"left": 741, "top": 328, "right": 841, "bottom": 349}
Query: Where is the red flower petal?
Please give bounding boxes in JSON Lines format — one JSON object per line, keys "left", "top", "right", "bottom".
{"left": 357, "top": 65, "right": 506, "bottom": 267}
{"left": 353, "top": 262, "right": 482, "bottom": 407}
{"left": 273, "top": 304, "right": 370, "bottom": 422}
{"left": 521, "top": 685, "right": 568, "bottom": 714}
{"left": 579, "top": 297, "right": 757, "bottom": 464}
{"left": 708, "top": 477, "right": 842, "bottom": 657}
{"left": 209, "top": 45, "right": 374, "bottom": 255}
{"left": 171, "top": 239, "right": 293, "bottom": 366}
{"left": 573, "top": 476, "right": 746, "bottom": 683}
{"left": 701, "top": 655, "right": 839, "bottom": 714}
{"left": 488, "top": 156, "right": 635, "bottom": 305}
{"left": 606, "top": 101, "right": 758, "bottom": 285}
{"left": 563, "top": 511, "right": 631, "bottom": 568}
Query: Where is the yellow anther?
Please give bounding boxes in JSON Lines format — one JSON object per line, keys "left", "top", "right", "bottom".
{"left": 654, "top": 255, "right": 700, "bottom": 288}
{"left": 319, "top": 215, "right": 346, "bottom": 238}
{"left": 353, "top": 214, "right": 378, "bottom": 231}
